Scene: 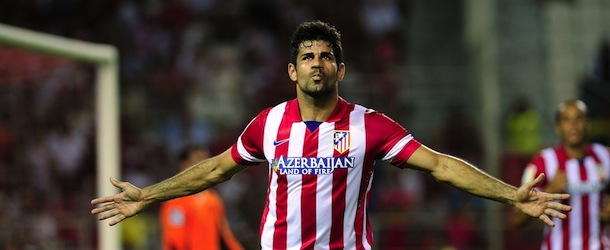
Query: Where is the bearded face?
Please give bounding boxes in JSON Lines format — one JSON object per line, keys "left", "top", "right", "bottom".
{"left": 288, "top": 40, "right": 345, "bottom": 99}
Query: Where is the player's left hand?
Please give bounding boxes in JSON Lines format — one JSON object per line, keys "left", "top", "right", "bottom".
{"left": 514, "top": 173, "right": 572, "bottom": 227}
{"left": 91, "top": 177, "right": 147, "bottom": 226}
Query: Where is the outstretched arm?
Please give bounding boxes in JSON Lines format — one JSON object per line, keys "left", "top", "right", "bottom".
{"left": 91, "top": 148, "right": 247, "bottom": 226}
{"left": 404, "top": 145, "right": 571, "bottom": 227}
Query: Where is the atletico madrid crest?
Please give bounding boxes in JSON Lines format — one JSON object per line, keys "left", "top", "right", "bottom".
{"left": 333, "top": 130, "right": 350, "bottom": 154}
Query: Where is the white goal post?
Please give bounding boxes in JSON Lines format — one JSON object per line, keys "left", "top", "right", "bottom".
{"left": 0, "top": 23, "right": 120, "bottom": 250}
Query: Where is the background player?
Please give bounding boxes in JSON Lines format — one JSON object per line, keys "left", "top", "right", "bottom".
{"left": 512, "top": 100, "right": 610, "bottom": 249}
{"left": 92, "top": 20, "right": 572, "bottom": 249}
{"left": 159, "top": 145, "right": 243, "bottom": 250}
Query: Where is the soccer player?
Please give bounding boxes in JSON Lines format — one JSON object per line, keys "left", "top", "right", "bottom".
{"left": 159, "top": 145, "right": 243, "bottom": 250}
{"left": 92, "top": 20, "right": 572, "bottom": 249}
{"left": 512, "top": 100, "right": 610, "bottom": 250}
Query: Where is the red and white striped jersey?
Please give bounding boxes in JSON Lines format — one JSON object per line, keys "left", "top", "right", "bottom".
{"left": 521, "top": 144, "right": 610, "bottom": 250}
{"left": 231, "top": 98, "right": 421, "bottom": 250}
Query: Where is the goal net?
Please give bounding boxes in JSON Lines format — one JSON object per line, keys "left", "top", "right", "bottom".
{"left": 0, "top": 23, "right": 119, "bottom": 250}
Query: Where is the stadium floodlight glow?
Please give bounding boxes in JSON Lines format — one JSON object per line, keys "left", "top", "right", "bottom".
{"left": 0, "top": 22, "right": 120, "bottom": 250}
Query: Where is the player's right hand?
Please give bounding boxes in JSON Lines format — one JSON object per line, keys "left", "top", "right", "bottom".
{"left": 91, "top": 177, "right": 146, "bottom": 226}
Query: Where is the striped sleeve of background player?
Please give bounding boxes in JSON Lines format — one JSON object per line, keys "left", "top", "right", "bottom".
{"left": 230, "top": 108, "right": 270, "bottom": 165}
{"left": 367, "top": 111, "right": 421, "bottom": 166}
{"left": 521, "top": 153, "right": 546, "bottom": 189}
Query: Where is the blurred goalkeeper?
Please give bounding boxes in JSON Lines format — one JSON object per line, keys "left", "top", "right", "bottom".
{"left": 159, "top": 145, "right": 243, "bottom": 250}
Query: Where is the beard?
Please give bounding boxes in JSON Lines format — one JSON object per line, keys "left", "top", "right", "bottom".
{"left": 298, "top": 80, "right": 336, "bottom": 98}
{"left": 297, "top": 69, "right": 337, "bottom": 98}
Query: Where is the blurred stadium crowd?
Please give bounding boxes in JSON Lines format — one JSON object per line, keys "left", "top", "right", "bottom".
{"left": 0, "top": 0, "right": 608, "bottom": 249}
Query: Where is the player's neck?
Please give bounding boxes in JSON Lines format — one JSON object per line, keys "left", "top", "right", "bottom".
{"left": 563, "top": 143, "right": 586, "bottom": 159}
{"left": 297, "top": 94, "right": 338, "bottom": 122}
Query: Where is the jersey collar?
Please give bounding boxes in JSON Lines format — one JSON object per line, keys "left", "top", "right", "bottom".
{"left": 286, "top": 97, "right": 353, "bottom": 123}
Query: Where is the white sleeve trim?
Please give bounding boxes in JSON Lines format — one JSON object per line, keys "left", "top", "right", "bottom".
{"left": 237, "top": 136, "right": 266, "bottom": 163}
{"left": 381, "top": 134, "right": 414, "bottom": 161}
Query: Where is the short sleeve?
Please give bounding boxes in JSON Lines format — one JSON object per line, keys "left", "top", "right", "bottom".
{"left": 230, "top": 109, "right": 269, "bottom": 165}
{"left": 365, "top": 111, "right": 421, "bottom": 167}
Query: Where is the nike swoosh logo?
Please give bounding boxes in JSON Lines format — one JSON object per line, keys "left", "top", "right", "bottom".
{"left": 273, "top": 139, "right": 290, "bottom": 146}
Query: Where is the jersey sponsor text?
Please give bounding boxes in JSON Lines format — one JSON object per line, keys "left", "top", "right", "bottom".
{"left": 271, "top": 156, "right": 355, "bottom": 175}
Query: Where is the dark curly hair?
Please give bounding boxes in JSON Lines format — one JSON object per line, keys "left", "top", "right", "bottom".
{"left": 289, "top": 20, "right": 343, "bottom": 66}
